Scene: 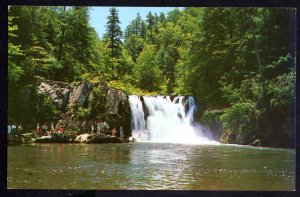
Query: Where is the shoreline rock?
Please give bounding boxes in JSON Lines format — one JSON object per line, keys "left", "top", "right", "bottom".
{"left": 9, "top": 132, "right": 126, "bottom": 144}
{"left": 74, "top": 133, "right": 123, "bottom": 144}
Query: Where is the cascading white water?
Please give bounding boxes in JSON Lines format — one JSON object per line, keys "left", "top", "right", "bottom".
{"left": 128, "top": 95, "right": 219, "bottom": 145}
{"left": 128, "top": 95, "right": 149, "bottom": 141}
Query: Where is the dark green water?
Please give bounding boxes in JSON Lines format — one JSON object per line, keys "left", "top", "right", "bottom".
{"left": 7, "top": 143, "right": 295, "bottom": 190}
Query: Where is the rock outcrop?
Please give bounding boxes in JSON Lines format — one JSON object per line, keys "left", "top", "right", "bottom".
{"left": 35, "top": 77, "right": 132, "bottom": 137}
{"left": 36, "top": 76, "right": 71, "bottom": 110}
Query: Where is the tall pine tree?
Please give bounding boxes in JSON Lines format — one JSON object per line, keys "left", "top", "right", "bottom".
{"left": 105, "top": 8, "right": 123, "bottom": 60}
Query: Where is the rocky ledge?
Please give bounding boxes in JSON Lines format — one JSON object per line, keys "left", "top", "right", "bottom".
{"left": 8, "top": 132, "right": 131, "bottom": 145}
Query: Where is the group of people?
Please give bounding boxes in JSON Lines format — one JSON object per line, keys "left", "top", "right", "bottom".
{"left": 36, "top": 122, "right": 64, "bottom": 136}
{"left": 35, "top": 120, "right": 125, "bottom": 139}
{"left": 90, "top": 121, "right": 125, "bottom": 138}
{"left": 111, "top": 126, "right": 125, "bottom": 138}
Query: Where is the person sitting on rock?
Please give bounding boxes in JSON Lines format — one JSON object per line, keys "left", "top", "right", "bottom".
{"left": 111, "top": 127, "right": 117, "bottom": 137}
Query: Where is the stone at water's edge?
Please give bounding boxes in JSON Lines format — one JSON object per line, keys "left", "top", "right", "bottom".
{"left": 8, "top": 132, "right": 124, "bottom": 144}
{"left": 74, "top": 133, "right": 123, "bottom": 144}
{"left": 249, "top": 139, "right": 262, "bottom": 147}
{"left": 34, "top": 76, "right": 132, "bottom": 137}
{"left": 35, "top": 134, "right": 72, "bottom": 143}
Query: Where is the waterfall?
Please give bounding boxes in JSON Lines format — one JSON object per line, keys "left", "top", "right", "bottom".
{"left": 128, "top": 95, "right": 149, "bottom": 141}
{"left": 128, "top": 95, "right": 219, "bottom": 145}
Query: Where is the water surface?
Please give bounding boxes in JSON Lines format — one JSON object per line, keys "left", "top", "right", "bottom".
{"left": 7, "top": 143, "right": 295, "bottom": 190}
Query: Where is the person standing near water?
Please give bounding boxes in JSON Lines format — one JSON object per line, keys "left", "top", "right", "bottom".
{"left": 96, "top": 121, "right": 101, "bottom": 134}
{"left": 58, "top": 126, "right": 64, "bottom": 138}
{"left": 91, "top": 124, "right": 95, "bottom": 134}
{"left": 50, "top": 123, "right": 55, "bottom": 133}
{"left": 36, "top": 123, "right": 40, "bottom": 134}
{"left": 112, "top": 128, "right": 117, "bottom": 137}
{"left": 120, "top": 126, "right": 124, "bottom": 138}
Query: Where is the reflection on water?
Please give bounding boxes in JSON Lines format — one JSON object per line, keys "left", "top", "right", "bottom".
{"left": 7, "top": 143, "right": 295, "bottom": 190}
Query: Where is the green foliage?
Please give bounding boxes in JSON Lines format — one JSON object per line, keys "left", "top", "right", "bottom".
{"left": 35, "top": 94, "right": 59, "bottom": 122}
{"left": 25, "top": 45, "right": 62, "bottom": 80}
{"left": 220, "top": 102, "right": 257, "bottom": 144}
{"left": 201, "top": 111, "right": 222, "bottom": 125}
{"left": 8, "top": 16, "right": 24, "bottom": 83}
{"left": 221, "top": 102, "right": 255, "bottom": 128}
{"left": 134, "top": 45, "right": 163, "bottom": 92}
{"left": 108, "top": 80, "right": 159, "bottom": 96}
{"left": 124, "top": 35, "right": 145, "bottom": 62}
{"left": 77, "top": 107, "right": 92, "bottom": 119}
{"left": 267, "top": 69, "right": 295, "bottom": 108}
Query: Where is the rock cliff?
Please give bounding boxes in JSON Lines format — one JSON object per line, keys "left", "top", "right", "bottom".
{"left": 35, "top": 76, "right": 132, "bottom": 137}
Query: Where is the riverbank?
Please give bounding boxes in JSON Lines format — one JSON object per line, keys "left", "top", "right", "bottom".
{"left": 7, "top": 131, "right": 294, "bottom": 150}
{"left": 199, "top": 110, "right": 295, "bottom": 149}
{"left": 7, "top": 132, "right": 130, "bottom": 146}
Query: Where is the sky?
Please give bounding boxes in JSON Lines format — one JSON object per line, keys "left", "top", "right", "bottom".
{"left": 89, "top": 7, "right": 183, "bottom": 38}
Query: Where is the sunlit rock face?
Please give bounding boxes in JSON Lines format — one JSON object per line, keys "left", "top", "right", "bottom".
{"left": 68, "top": 81, "right": 92, "bottom": 107}
{"left": 35, "top": 76, "right": 131, "bottom": 136}
{"left": 36, "top": 76, "right": 71, "bottom": 110}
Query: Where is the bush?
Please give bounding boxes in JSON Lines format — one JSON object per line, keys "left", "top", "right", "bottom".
{"left": 77, "top": 107, "right": 91, "bottom": 119}
{"left": 34, "top": 94, "right": 59, "bottom": 122}
{"left": 220, "top": 102, "right": 256, "bottom": 144}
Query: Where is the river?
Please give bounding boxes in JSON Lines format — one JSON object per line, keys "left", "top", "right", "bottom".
{"left": 7, "top": 143, "right": 295, "bottom": 190}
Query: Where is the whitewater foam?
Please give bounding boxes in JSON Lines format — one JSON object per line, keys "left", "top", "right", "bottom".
{"left": 128, "top": 95, "right": 220, "bottom": 145}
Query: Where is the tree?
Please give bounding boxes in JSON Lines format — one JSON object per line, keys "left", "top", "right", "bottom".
{"left": 105, "top": 7, "right": 123, "bottom": 60}
{"left": 157, "top": 22, "right": 181, "bottom": 93}
{"left": 124, "top": 35, "right": 145, "bottom": 62}
{"left": 8, "top": 16, "right": 24, "bottom": 83}
{"left": 166, "top": 8, "right": 181, "bottom": 24}
{"left": 134, "top": 45, "right": 162, "bottom": 91}
{"left": 8, "top": 15, "right": 24, "bottom": 127}
{"left": 146, "top": 12, "right": 155, "bottom": 43}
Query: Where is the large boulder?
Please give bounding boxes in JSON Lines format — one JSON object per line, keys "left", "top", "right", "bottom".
{"left": 74, "top": 133, "right": 93, "bottom": 143}
{"left": 220, "top": 129, "right": 237, "bottom": 144}
{"left": 105, "top": 89, "right": 128, "bottom": 115}
{"left": 74, "top": 133, "right": 122, "bottom": 144}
